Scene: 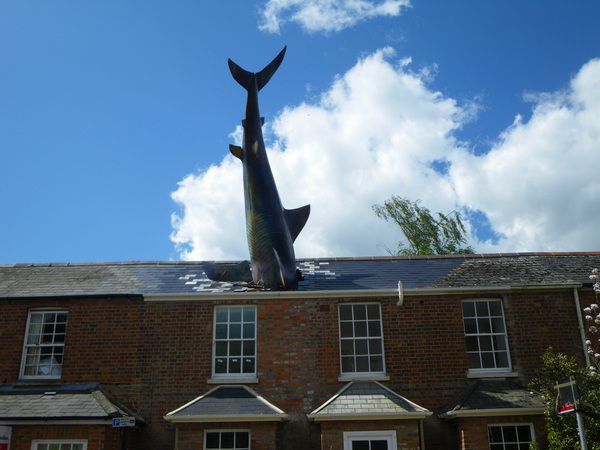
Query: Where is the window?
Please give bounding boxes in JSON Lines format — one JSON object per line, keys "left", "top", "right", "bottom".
{"left": 205, "top": 431, "right": 250, "bottom": 450}
{"left": 339, "top": 303, "right": 385, "bottom": 375}
{"left": 462, "top": 299, "right": 511, "bottom": 372}
{"left": 21, "top": 310, "right": 68, "bottom": 379}
{"left": 213, "top": 306, "right": 256, "bottom": 378}
{"left": 31, "top": 440, "right": 87, "bottom": 450}
{"left": 488, "top": 424, "right": 534, "bottom": 449}
{"left": 343, "top": 431, "right": 397, "bottom": 450}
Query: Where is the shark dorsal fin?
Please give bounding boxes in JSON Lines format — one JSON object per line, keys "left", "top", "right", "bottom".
{"left": 284, "top": 204, "right": 311, "bottom": 243}
{"left": 229, "top": 144, "right": 243, "bottom": 160}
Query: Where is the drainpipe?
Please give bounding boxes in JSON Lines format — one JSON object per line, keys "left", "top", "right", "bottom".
{"left": 397, "top": 281, "right": 404, "bottom": 307}
{"left": 573, "top": 288, "right": 591, "bottom": 368}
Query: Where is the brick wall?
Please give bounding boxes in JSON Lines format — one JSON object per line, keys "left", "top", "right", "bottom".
{"left": 0, "top": 287, "right": 590, "bottom": 449}
{"left": 320, "top": 419, "right": 422, "bottom": 450}
{"left": 457, "top": 415, "right": 545, "bottom": 450}
{"left": 8, "top": 425, "right": 120, "bottom": 450}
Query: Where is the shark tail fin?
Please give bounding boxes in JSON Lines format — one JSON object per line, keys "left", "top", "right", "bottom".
{"left": 228, "top": 46, "right": 287, "bottom": 92}
{"left": 284, "top": 204, "right": 311, "bottom": 243}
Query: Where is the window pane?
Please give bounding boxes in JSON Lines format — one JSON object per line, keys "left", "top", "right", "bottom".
{"left": 354, "top": 321, "right": 367, "bottom": 337}
{"left": 467, "top": 353, "right": 481, "bottom": 369}
{"left": 206, "top": 432, "right": 220, "bottom": 448}
{"left": 229, "top": 341, "right": 241, "bottom": 356}
{"left": 215, "top": 324, "right": 228, "bottom": 339}
{"left": 242, "top": 323, "right": 254, "bottom": 339}
{"left": 235, "top": 431, "right": 249, "bottom": 448}
{"left": 503, "top": 426, "right": 517, "bottom": 442}
{"left": 341, "top": 340, "right": 354, "bottom": 355}
{"left": 481, "top": 352, "right": 495, "bottom": 368}
{"left": 369, "top": 339, "right": 382, "bottom": 354}
{"left": 229, "top": 324, "right": 241, "bottom": 339}
{"left": 368, "top": 320, "right": 381, "bottom": 337}
{"left": 353, "top": 304, "right": 367, "bottom": 320}
{"left": 229, "top": 308, "right": 242, "bottom": 322}
{"left": 242, "top": 341, "right": 255, "bottom": 356}
{"left": 243, "top": 307, "right": 255, "bottom": 322}
{"left": 476, "top": 301, "right": 489, "bottom": 316}
{"left": 479, "top": 336, "right": 492, "bottom": 351}
{"left": 356, "top": 356, "right": 369, "bottom": 372}
{"left": 489, "top": 301, "right": 503, "bottom": 316}
{"left": 464, "top": 318, "right": 477, "bottom": 334}
{"left": 215, "top": 341, "right": 228, "bottom": 356}
{"left": 517, "top": 425, "right": 532, "bottom": 441}
{"left": 221, "top": 432, "right": 235, "bottom": 448}
{"left": 370, "top": 355, "right": 384, "bottom": 372}
{"left": 367, "top": 303, "right": 380, "bottom": 319}
{"left": 495, "top": 351, "right": 509, "bottom": 368}
{"left": 477, "top": 318, "right": 491, "bottom": 333}
{"left": 342, "top": 356, "right": 355, "bottom": 372}
{"left": 339, "top": 305, "right": 352, "bottom": 320}
{"left": 462, "top": 301, "right": 475, "bottom": 317}
{"left": 216, "top": 309, "right": 228, "bottom": 323}
{"left": 352, "top": 440, "right": 370, "bottom": 450}
{"left": 355, "top": 339, "right": 368, "bottom": 355}
{"left": 229, "top": 358, "right": 241, "bottom": 373}
{"left": 340, "top": 322, "right": 354, "bottom": 337}
{"left": 243, "top": 358, "right": 255, "bottom": 373}
{"left": 371, "top": 440, "right": 389, "bottom": 450}
{"left": 465, "top": 336, "right": 479, "bottom": 352}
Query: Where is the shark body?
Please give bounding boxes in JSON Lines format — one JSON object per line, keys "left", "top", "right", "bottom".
{"left": 204, "top": 47, "right": 310, "bottom": 290}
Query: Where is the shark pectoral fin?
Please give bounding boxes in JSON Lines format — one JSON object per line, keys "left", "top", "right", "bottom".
{"left": 229, "top": 144, "right": 243, "bottom": 160}
{"left": 284, "top": 204, "right": 311, "bottom": 243}
{"left": 203, "top": 260, "right": 252, "bottom": 283}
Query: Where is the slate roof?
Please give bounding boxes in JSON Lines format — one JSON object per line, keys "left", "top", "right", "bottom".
{"left": 1, "top": 253, "right": 599, "bottom": 297}
{"left": 308, "top": 381, "right": 431, "bottom": 421}
{"left": 0, "top": 383, "right": 140, "bottom": 423}
{"left": 164, "top": 385, "right": 288, "bottom": 423}
{"left": 439, "top": 379, "right": 546, "bottom": 418}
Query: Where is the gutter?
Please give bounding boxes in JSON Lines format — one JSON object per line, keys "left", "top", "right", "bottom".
{"left": 439, "top": 407, "right": 545, "bottom": 419}
{"left": 163, "top": 413, "right": 288, "bottom": 423}
{"left": 144, "top": 283, "right": 583, "bottom": 302}
{"left": 308, "top": 412, "right": 432, "bottom": 422}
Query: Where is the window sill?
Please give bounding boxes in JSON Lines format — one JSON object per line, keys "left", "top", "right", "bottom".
{"left": 338, "top": 375, "right": 390, "bottom": 382}
{"left": 467, "top": 371, "right": 519, "bottom": 379}
{"left": 208, "top": 377, "right": 259, "bottom": 384}
{"left": 14, "top": 379, "right": 62, "bottom": 386}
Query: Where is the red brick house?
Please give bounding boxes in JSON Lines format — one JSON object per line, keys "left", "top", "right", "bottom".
{"left": 0, "top": 253, "right": 597, "bottom": 449}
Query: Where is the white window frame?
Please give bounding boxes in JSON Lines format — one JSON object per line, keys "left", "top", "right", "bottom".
{"left": 204, "top": 429, "right": 250, "bottom": 450}
{"left": 461, "top": 299, "right": 512, "bottom": 373}
{"left": 338, "top": 303, "right": 385, "bottom": 377}
{"left": 20, "top": 310, "right": 68, "bottom": 380}
{"left": 343, "top": 430, "right": 397, "bottom": 450}
{"left": 31, "top": 440, "right": 87, "bottom": 450}
{"left": 212, "top": 306, "right": 257, "bottom": 379}
{"left": 487, "top": 423, "right": 535, "bottom": 449}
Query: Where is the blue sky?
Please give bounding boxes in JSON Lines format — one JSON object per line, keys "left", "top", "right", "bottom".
{"left": 1, "top": 1, "right": 599, "bottom": 264}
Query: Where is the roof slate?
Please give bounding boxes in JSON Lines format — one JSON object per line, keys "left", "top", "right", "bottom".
{"left": 309, "top": 381, "right": 430, "bottom": 420}
{"left": 0, "top": 383, "right": 136, "bottom": 421}
{"left": 441, "top": 379, "right": 546, "bottom": 418}
{"left": 1, "top": 253, "right": 599, "bottom": 297}
{"left": 165, "top": 385, "right": 287, "bottom": 422}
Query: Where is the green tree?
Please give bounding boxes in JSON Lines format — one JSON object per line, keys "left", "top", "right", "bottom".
{"left": 530, "top": 348, "right": 600, "bottom": 449}
{"left": 372, "top": 196, "right": 474, "bottom": 256}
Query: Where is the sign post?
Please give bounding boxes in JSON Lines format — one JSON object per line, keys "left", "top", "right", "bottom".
{"left": 112, "top": 417, "right": 135, "bottom": 428}
{"left": 554, "top": 376, "right": 587, "bottom": 450}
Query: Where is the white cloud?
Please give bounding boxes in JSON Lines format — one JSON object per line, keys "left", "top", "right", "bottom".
{"left": 450, "top": 58, "right": 600, "bottom": 253}
{"left": 171, "top": 51, "right": 600, "bottom": 261}
{"left": 259, "top": 0, "right": 410, "bottom": 34}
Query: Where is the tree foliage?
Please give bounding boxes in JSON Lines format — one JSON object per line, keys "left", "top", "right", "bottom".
{"left": 372, "top": 196, "right": 474, "bottom": 256}
{"left": 530, "top": 347, "right": 600, "bottom": 449}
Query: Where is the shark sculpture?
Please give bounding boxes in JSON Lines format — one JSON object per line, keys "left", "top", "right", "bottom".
{"left": 203, "top": 47, "right": 310, "bottom": 290}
